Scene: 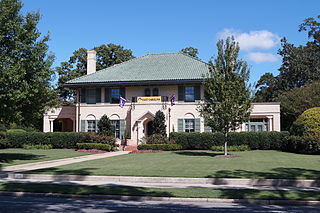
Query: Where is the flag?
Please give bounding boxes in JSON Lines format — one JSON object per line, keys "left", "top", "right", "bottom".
{"left": 119, "top": 96, "right": 127, "bottom": 108}
{"left": 171, "top": 95, "right": 175, "bottom": 106}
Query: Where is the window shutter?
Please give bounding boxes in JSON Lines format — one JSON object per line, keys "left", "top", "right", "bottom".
{"left": 96, "top": 88, "right": 101, "bottom": 103}
{"left": 178, "top": 86, "right": 185, "bottom": 101}
{"left": 80, "top": 88, "right": 86, "bottom": 103}
{"left": 195, "top": 118, "right": 201, "bottom": 132}
{"left": 80, "top": 120, "right": 86, "bottom": 132}
{"left": 104, "top": 88, "right": 110, "bottom": 103}
{"left": 120, "top": 119, "right": 126, "bottom": 139}
{"left": 177, "top": 119, "right": 184, "bottom": 132}
{"left": 120, "top": 88, "right": 126, "bottom": 98}
{"left": 194, "top": 86, "right": 200, "bottom": 100}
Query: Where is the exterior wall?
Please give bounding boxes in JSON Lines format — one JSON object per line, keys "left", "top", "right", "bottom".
{"left": 43, "top": 106, "right": 76, "bottom": 132}
{"left": 44, "top": 85, "right": 281, "bottom": 146}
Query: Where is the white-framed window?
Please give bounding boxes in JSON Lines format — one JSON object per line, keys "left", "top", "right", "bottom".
{"left": 111, "top": 120, "right": 120, "bottom": 138}
{"left": 111, "top": 88, "right": 121, "bottom": 103}
{"left": 185, "top": 86, "right": 195, "bottom": 102}
{"left": 184, "top": 119, "right": 195, "bottom": 132}
{"left": 87, "top": 120, "right": 96, "bottom": 132}
{"left": 87, "top": 89, "right": 96, "bottom": 104}
{"left": 246, "top": 118, "right": 268, "bottom": 132}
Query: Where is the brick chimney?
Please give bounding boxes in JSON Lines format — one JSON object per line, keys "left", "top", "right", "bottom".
{"left": 87, "top": 50, "right": 96, "bottom": 75}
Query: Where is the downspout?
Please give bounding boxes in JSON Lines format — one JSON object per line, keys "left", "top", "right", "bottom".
{"left": 78, "top": 89, "right": 81, "bottom": 132}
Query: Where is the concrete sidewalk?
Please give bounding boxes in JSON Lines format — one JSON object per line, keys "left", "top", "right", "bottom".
{"left": 3, "top": 173, "right": 320, "bottom": 192}
{"left": 1, "top": 151, "right": 130, "bottom": 173}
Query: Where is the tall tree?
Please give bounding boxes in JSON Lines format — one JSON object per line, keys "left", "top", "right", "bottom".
{"left": 0, "top": 0, "right": 57, "bottom": 128}
{"left": 97, "top": 114, "right": 113, "bottom": 136}
{"left": 254, "top": 73, "right": 278, "bottom": 102}
{"left": 152, "top": 110, "right": 167, "bottom": 137}
{"left": 180, "top": 47, "right": 199, "bottom": 58}
{"left": 57, "top": 44, "right": 134, "bottom": 102}
{"left": 199, "top": 37, "right": 252, "bottom": 156}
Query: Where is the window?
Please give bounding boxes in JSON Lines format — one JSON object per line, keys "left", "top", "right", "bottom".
{"left": 184, "top": 119, "right": 195, "bottom": 132}
{"left": 152, "top": 88, "right": 159, "bottom": 96}
{"left": 87, "top": 89, "right": 96, "bottom": 104}
{"left": 246, "top": 118, "right": 268, "bottom": 132}
{"left": 144, "top": 88, "right": 151, "bottom": 96}
{"left": 111, "top": 120, "right": 120, "bottom": 138}
{"left": 185, "top": 86, "right": 195, "bottom": 102}
{"left": 111, "top": 88, "right": 120, "bottom": 103}
{"left": 87, "top": 120, "right": 96, "bottom": 132}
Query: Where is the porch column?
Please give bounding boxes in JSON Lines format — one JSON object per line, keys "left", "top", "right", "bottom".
{"left": 266, "top": 116, "right": 273, "bottom": 131}
{"left": 49, "top": 119, "right": 54, "bottom": 132}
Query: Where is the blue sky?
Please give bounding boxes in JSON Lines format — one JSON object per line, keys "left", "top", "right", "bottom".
{"left": 22, "top": 0, "right": 319, "bottom": 85}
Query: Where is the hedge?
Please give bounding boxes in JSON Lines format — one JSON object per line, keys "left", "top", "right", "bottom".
{"left": 76, "top": 143, "right": 112, "bottom": 151}
{"left": 137, "top": 144, "right": 183, "bottom": 151}
{"left": 170, "top": 131, "right": 289, "bottom": 150}
{"left": 282, "top": 136, "right": 320, "bottom": 154}
{"left": 22, "top": 144, "right": 53, "bottom": 150}
{"left": 211, "top": 145, "right": 250, "bottom": 152}
{"left": 6, "top": 132, "right": 87, "bottom": 149}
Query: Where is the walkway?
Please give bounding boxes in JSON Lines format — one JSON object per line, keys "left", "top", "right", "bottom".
{"left": 1, "top": 151, "right": 130, "bottom": 173}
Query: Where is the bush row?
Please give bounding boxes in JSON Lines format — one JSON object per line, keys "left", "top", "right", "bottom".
{"left": 76, "top": 143, "right": 112, "bottom": 151}
{"left": 137, "top": 144, "right": 182, "bottom": 151}
{"left": 282, "top": 136, "right": 320, "bottom": 154}
{"left": 211, "top": 145, "right": 250, "bottom": 152}
{"left": 170, "top": 131, "right": 290, "bottom": 150}
{"left": 22, "top": 144, "right": 53, "bottom": 150}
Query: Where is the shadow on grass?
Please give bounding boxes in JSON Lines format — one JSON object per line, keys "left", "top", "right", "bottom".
{"left": 0, "top": 153, "right": 45, "bottom": 164}
{"left": 174, "top": 151, "right": 219, "bottom": 157}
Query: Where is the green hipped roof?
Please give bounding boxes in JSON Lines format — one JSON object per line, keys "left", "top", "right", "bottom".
{"left": 65, "top": 53, "right": 209, "bottom": 87}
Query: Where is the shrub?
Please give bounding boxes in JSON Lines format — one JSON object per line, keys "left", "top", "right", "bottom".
{"left": 141, "top": 134, "right": 174, "bottom": 144}
{"left": 97, "top": 114, "right": 113, "bottom": 136}
{"left": 76, "top": 143, "right": 112, "bottom": 151}
{"left": 6, "top": 132, "right": 87, "bottom": 149}
{"left": 170, "top": 131, "right": 289, "bottom": 150}
{"left": 22, "top": 144, "right": 53, "bottom": 149}
{"left": 137, "top": 144, "right": 183, "bottom": 151}
{"left": 0, "top": 124, "right": 6, "bottom": 132}
{"left": 282, "top": 136, "right": 320, "bottom": 154}
{"left": 211, "top": 145, "right": 250, "bottom": 152}
{"left": 7, "top": 129, "right": 26, "bottom": 133}
{"left": 84, "top": 133, "right": 117, "bottom": 148}
{"left": 293, "top": 107, "right": 320, "bottom": 137}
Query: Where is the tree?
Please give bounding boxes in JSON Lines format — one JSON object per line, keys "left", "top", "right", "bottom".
{"left": 0, "top": 0, "right": 57, "bottom": 128}
{"left": 278, "top": 81, "right": 320, "bottom": 131}
{"left": 97, "top": 114, "right": 113, "bottom": 136}
{"left": 254, "top": 73, "right": 278, "bottom": 102}
{"left": 180, "top": 47, "right": 199, "bottom": 58}
{"left": 199, "top": 37, "right": 252, "bottom": 156}
{"left": 57, "top": 44, "right": 135, "bottom": 102}
{"left": 152, "top": 110, "right": 167, "bottom": 137}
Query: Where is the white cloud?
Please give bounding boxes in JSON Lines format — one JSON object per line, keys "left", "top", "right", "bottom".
{"left": 217, "top": 29, "right": 280, "bottom": 51}
{"left": 246, "top": 52, "right": 279, "bottom": 63}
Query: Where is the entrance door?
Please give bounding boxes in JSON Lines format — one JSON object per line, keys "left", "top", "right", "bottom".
{"left": 146, "top": 121, "right": 154, "bottom": 136}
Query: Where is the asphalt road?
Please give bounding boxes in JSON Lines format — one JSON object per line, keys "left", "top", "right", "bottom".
{"left": 0, "top": 196, "right": 318, "bottom": 213}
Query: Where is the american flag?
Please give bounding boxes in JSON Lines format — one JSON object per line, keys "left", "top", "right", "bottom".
{"left": 171, "top": 95, "right": 175, "bottom": 106}
{"left": 119, "top": 96, "right": 127, "bottom": 108}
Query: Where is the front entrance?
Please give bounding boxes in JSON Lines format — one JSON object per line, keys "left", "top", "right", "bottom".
{"left": 146, "top": 121, "right": 154, "bottom": 136}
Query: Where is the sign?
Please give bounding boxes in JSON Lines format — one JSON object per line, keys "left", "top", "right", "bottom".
{"left": 137, "top": 96, "right": 162, "bottom": 103}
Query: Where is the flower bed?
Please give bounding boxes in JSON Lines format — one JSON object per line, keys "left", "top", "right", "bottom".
{"left": 76, "top": 149, "right": 106, "bottom": 153}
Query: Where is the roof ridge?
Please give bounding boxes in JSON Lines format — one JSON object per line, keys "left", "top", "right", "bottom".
{"left": 178, "top": 52, "right": 209, "bottom": 65}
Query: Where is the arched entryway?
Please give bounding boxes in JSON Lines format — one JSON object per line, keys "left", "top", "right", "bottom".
{"left": 146, "top": 120, "right": 154, "bottom": 136}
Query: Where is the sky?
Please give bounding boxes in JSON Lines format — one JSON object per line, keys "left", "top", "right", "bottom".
{"left": 22, "top": 0, "right": 319, "bottom": 85}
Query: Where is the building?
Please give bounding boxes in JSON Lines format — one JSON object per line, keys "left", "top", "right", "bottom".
{"left": 43, "top": 51, "right": 280, "bottom": 146}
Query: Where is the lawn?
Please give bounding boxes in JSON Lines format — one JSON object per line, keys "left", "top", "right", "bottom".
{"left": 0, "top": 149, "right": 93, "bottom": 167}
{"left": 0, "top": 182, "right": 319, "bottom": 201}
{"left": 28, "top": 150, "right": 320, "bottom": 179}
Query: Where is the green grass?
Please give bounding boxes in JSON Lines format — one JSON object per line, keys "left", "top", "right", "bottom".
{"left": 0, "top": 149, "right": 93, "bottom": 166}
{"left": 0, "top": 182, "right": 319, "bottom": 201}
{"left": 28, "top": 150, "right": 320, "bottom": 179}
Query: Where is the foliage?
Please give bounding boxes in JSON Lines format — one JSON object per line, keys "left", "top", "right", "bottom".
{"left": 57, "top": 44, "right": 134, "bottom": 101}
{"left": 211, "top": 145, "right": 250, "bottom": 152}
{"left": 180, "top": 47, "right": 199, "bottom": 58}
{"left": 282, "top": 136, "right": 320, "bottom": 154}
{"left": 254, "top": 73, "right": 278, "bottom": 102}
{"left": 199, "top": 37, "right": 252, "bottom": 155}
{"left": 278, "top": 81, "right": 320, "bottom": 131}
{"left": 141, "top": 134, "right": 174, "bottom": 144}
{"left": 170, "top": 131, "right": 289, "bottom": 150}
{"left": 152, "top": 111, "right": 167, "bottom": 137}
{"left": 5, "top": 132, "right": 87, "bottom": 148}
{"left": 137, "top": 144, "right": 182, "bottom": 151}
{"left": 293, "top": 107, "right": 320, "bottom": 137}
{"left": 0, "top": 124, "right": 6, "bottom": 132}
{"left": 97, "top": 114, "right": 113, "bottom": 136}
{"left": 76, "top": 143, "right": 112, "bottom": 151}
{"left": 0, "top": 0, "right": 57, "bottom": 128}
{"left": 22, "top": 144, "right": 53, "bottom": 150}
{"left": 84, "top": 132, "right": 117, "bottom": 148}
{"left": 7, "top": 129, "right": 26, "bottom": 133}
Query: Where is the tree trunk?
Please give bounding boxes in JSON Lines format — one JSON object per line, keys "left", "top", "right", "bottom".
{"left": 224, "top": 131, "right": 228, "bottom": 156}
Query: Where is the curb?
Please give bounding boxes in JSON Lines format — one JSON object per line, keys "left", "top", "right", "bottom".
{"left": 6, "top": 173, "right": 320, "bottom": 188}
{"left": 0, "top": 191, "right": 319, "bottom": 206}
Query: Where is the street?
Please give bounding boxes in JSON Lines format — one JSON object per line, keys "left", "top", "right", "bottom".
{"left": 0, "top": 196, "right": 318, "bottom": 213}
